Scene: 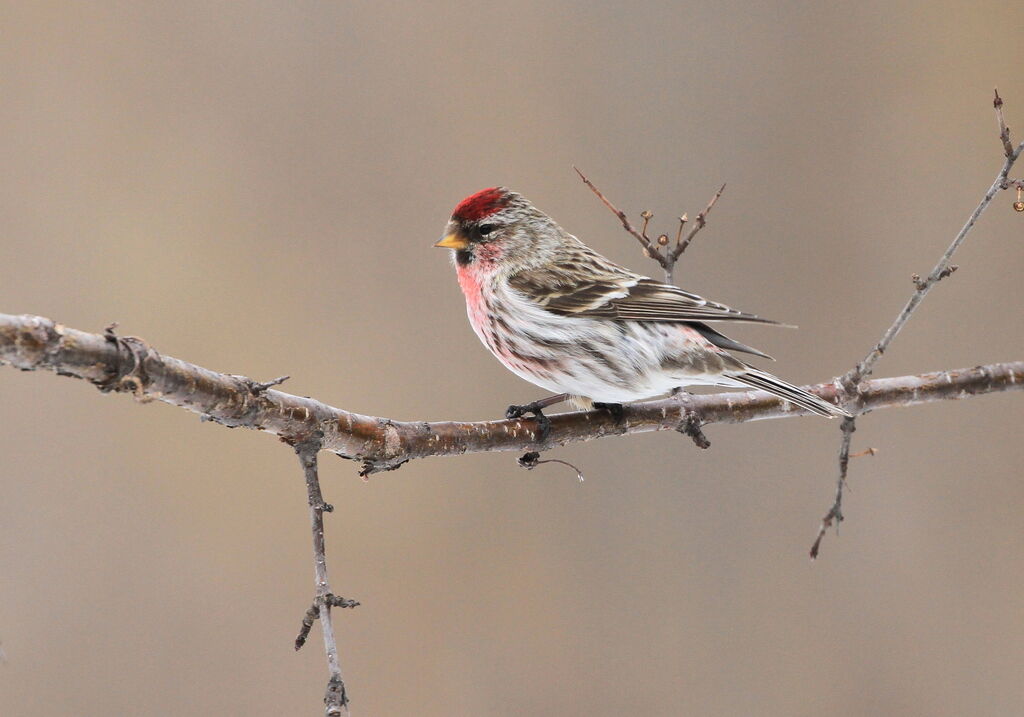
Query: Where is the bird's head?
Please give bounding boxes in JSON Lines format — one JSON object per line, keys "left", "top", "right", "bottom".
{"left": 435, "top": 187, "right": 563, "bottom": 271}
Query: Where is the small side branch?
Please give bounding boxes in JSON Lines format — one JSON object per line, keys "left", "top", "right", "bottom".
{"left": 518, "top": 451, "right": 586, "bottom": 482}
{"left": 815, "top": 93, "right": 1024, "bottom": 557}
{"left": 810, "top": 417, "right": 855, "bottom": 559}
{"left": 574, "top": 166, "right": 664, "bottom": 267}
{"left": 296, "top": 596, "right": 360, "bottom": 651}
{"left": 665, "top": 183, "right": 726, "bottom": 283}
{"left": 573, "top": 167, "right": 725, "bottom": 284}
{"left": 295, "top": 440, "right": 351, "bottom": 717}
{"left": 845, "top": 99, "right": 1024, "bottom": 389}
{"left": 995, "top": 89, "right": 1014, "bottom": 158}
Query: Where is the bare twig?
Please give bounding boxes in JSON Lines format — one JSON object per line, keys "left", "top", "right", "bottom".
{"left": 810, "top": 417, "right": 855, "bottom": 559}
{"left": 574, "top": 167, "right": 727, "bottom": 285}
{"left": 295, "top": 440, "right": 350, "bottom": 717}
{"left": 573, "top": 166, "right": 665, "bottom": 266}
{"left": 518, "top": 451, "right": 585, "bottom": 482}
{"left": 844, "top": 119, "right": 1023, "bottom": 390}
{"left": 296, "top": 596, "right": 360, "bottom": 651}
{"left": 245, "top": 374, "right": 290, "bottom": 394}
{"left": 995, "top": 89, "right": 1014, "bottom": 158}
{"left": 812, "top": 95, "right": 1024, "bottom": 558}
{"left": 665, "top": 183, "right": 726, "bottom": 283}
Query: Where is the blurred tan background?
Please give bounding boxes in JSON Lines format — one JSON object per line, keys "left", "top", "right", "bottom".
{"left": 2, "top": 2, "right": 1023, "bottom": 715}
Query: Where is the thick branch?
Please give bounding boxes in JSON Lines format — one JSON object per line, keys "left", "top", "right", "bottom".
{"left": 2, "top": 313, "right": 1021, "bottom": 475}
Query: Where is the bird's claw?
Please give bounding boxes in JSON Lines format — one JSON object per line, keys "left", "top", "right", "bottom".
{"left": 593, "top": 402, "right": 625, "bottom": 422}
{"left": 505, "top": 401, "right": 553, "bottom": 442}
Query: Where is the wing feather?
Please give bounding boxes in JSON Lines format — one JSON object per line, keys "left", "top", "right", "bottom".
{"left": 507, "top": 244, "right": 785, "bottom": 326}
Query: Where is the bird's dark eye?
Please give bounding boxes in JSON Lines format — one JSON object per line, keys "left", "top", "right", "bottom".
{"left": 478, "top": 224, "right": 497, "bottom": 236}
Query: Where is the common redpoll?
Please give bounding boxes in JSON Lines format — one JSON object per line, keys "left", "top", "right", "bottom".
{"left": 435, "top": 187, "right": 850, "bottom": 429}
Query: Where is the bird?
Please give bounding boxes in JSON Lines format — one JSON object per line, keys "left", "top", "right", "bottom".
{"left": 434, "top": 187, "right": 850, "bottom": 434}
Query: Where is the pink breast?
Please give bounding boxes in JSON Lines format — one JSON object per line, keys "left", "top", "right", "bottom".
{"left": 455, "top": 263, "right": 489, "bottom": 333}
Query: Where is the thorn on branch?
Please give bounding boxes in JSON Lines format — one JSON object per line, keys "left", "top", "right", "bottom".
{"left": 246, "top": 375, "right": 290, "bottom": 395}
{"left": 518, "top": 451, "right": 585, "bottom": 482}
{"left": 849, "top": 447, "right": 878, "bottom": 459}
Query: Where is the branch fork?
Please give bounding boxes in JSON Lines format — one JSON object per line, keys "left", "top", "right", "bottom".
{"left": 574, "top": 166, "right": 724, "bottom": 284}
{"left": 810, "top": 90, "right": 1024, "bottom": 557}
{"left": 293, "top": 439, "right": 352, "bottom": 716}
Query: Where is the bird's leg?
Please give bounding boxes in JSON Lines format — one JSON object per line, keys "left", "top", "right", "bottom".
{"left": 505, "top": 393, "right": 569, "bottom": 442}
{"left": 593, "top": 402, "right": 625, "bottom": 422}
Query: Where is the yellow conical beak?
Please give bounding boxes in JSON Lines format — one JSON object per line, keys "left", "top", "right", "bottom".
{"left": 434, "top": 233, "right": 469, "bottom": 250}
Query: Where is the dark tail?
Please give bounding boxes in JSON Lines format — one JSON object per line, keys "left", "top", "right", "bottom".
{"left": 729, "top": 368, "right": 850, "bottom": 418}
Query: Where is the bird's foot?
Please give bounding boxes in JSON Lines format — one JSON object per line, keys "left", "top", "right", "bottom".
{"left": 506, "top": 401, "right": 553, "bottom": 442}
{"left": 593, "top": 402, "right": 625, "bottom": 423}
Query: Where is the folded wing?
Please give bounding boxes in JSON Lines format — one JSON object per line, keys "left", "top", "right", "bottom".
{"left": 508, "top": 246, "right": 784, "bottom": 326}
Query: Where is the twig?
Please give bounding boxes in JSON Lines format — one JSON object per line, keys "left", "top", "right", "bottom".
{"left": 574, "top": 168, "right": 727, "bottom": 285}
{"left": 844, "top": 123, "right": 1023, "bottom": 390}
{"left": 810, "top": 417, "right": 855, "bottom": 559}
{"left": 995, "top": 89, "right": 1014, "bottom": 158}
{"left": 518, "top": 451, "right": 585, "bottom": 482}
{"left": 296, "top": 596, "right": 360, "bottom": 651}
{"left": 665, "top": 183, "right": 726, "bottom": 283}
{"left": 295, "top": 440, "right": 350, "bottom": 717}
{"left": 812, "top": 95, "right": 1024, "bottom": 558}
{"left": 573, "top": 166, "right": 665, "bottom": 267}
{"left": 245, "top": 374, "right": 290, "bottom": 394}
{"left": 849, "top": 447, "right": 878, "bottom": 459}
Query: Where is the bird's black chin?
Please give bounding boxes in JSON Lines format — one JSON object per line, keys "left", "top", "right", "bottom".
{"left": 455, "top": 249, "right": 473, "bottom": 266}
